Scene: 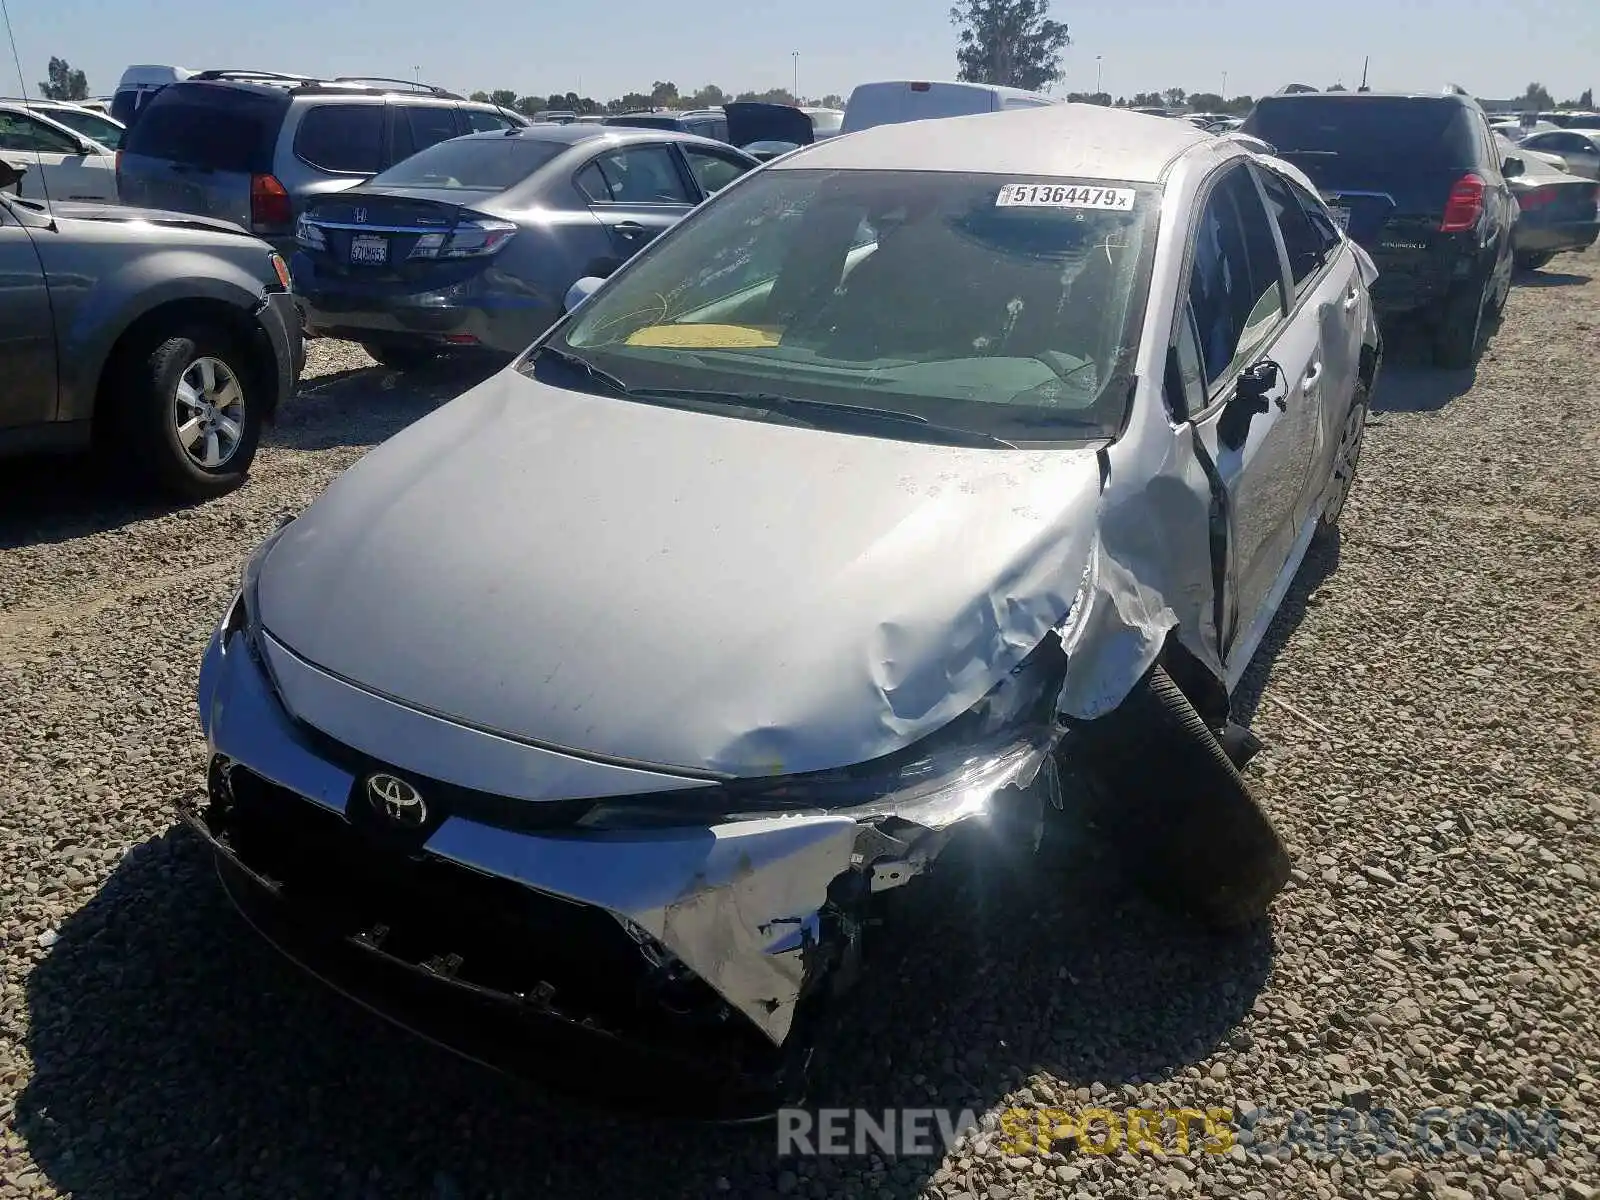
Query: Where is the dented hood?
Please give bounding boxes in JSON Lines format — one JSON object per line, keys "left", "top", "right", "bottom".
{"left": 256, "top": 368, "right": 1106, "bottom": 779}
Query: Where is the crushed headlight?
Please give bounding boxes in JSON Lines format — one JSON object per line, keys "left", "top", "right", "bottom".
{"left": 575, "top": 634, "right": 1068, "bottom": 833}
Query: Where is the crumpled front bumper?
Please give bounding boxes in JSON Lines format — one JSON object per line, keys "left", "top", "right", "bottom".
{"left": 188, "top": 615, "right": 906, "bottom": 1107}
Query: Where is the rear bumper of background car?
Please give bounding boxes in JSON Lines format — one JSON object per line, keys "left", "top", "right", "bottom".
{"left": 290, "top": 253, "right": 558, "bottom": 356}
{"left": 188, "top": 615, "right": 882, "bottom": 1115}
{"left": 1513, "top": 218, "right": 1600, "bottom": 257}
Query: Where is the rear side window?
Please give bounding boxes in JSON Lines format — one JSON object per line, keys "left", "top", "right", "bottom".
{"left": 1255, "top": 166, "right": 1328, "bottom": 292}
{"left": 464, "top": 108, "right": 513, "bottom": 133}
{"left": 389, "top": 104, "right": 463, "bottom": 163}
{"left": 574, "top": 145, "right": 694, "bottom": 204}
{"left": 122, "top": 84, "right": 285, "bottom": 173}
{"left": 294, "top": 105, "right": 383, "bottom": 174}
{"left": 1244, "top": 97, "right": 1479, "bottom": 168}
{"left": 1187, "top": 165, "right": 1287, "bottom": 389}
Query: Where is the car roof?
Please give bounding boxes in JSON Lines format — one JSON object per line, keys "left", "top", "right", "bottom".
{"left": 448, "top": 125, "right": 750, "bottom": 153}
{"left": 775, "top": 102, "right": 1213, "bottom": 184}
{"left": 1261, "top": 90, "right": 1473, "bottom": 103}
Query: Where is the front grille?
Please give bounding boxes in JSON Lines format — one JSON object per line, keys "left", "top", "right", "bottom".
{"left": 194, "top": 762, "right": 782, "bottom": 1080}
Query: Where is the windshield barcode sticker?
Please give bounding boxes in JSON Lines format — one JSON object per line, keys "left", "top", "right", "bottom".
{"left": 996, "top": 184, "right": 1136, "bottom": 210}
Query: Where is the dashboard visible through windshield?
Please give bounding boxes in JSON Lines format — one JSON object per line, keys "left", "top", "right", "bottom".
{"left": 532, "top": 167, "right": 1162, "bottom": 444}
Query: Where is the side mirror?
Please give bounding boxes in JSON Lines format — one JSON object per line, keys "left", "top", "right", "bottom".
{"left": 563, "top": 275, "right": 604, "bottom": 313}
{"left": 1219, "top": 359, "right": 1282, "bottom": 451}
{"left": 1502, "top": 156, "right": 1524, "bottom": 178}
{"left": 1236, "top": 358, "right": 1281, "bottom": 402}
{"left": 0, "top": 159, "right": 26, "bottom": 191}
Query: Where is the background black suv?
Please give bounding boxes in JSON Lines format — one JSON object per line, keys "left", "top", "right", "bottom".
{"left": 1243, "top": 89, "right": 1519, "bottom": 367}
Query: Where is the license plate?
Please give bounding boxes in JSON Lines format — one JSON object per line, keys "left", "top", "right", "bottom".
{"left": 1329, "top": 206, "right": 1352, "bottom": 232}
{"left": 350, "top": 234, "right": 388, "bottom": 265}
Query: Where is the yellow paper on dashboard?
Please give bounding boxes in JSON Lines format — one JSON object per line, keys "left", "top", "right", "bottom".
{"left": 624, "top": 324, "right": 783, "bottom": 348}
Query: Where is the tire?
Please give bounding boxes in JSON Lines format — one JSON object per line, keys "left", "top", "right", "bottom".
{"left": 1316, "top": 384, "right": 1369, "bottom": 540}
{"left": 1068, "top": 664, "right": 1291, "bottom": 929}
{"left": 1431, "top": 273, "right": 1487, "bottom": 369}
{"left": 116, "top": 324, "right": 264, "bottom": 502}
{"left": 1514, "top": 250, "right": 1554, "bottom": 271}
{"left": 362, "top": 341, "right": 439, "bottom": 371}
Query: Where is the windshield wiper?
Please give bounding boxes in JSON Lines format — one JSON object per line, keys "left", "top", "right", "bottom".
{"left": 531, "top": 345, "right": 633, "bottom": 395}
{"left": 627, "top": 388, "right": 1018, "bottom": 448}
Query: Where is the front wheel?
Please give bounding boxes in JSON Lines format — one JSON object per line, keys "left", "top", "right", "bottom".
{"left": 1068, "top": 664, "right": 1291, "bottom": 929}
{"left": 116, "top": 325, "right": 264, "bottom": 501}
{"left": 1514, "top": 250, "right": 1554, "bottom": 271}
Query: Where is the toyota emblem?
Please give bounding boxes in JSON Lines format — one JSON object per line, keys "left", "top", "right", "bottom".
{"left": 366, "top": 772, "right": 427, "bottom": 827}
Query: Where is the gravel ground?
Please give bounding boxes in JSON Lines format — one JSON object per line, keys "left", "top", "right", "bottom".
{"left": 1, "top": 248, "right": 1597, "bottom": 1200}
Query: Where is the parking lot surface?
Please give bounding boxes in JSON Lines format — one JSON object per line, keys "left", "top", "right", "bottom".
{"left": 1, "top": 248, "right": 1597, "bottom": 1200}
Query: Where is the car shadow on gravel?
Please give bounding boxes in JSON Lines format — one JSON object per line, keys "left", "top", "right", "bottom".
{"left": 1229, "top": 528, "right": 1343, "bottom": 727}
{"left": 1513, "top": 268, "right": 1591, "bottom": 287}
{"left": 270, "top": 357, "right": 502, "bottom": 453}
{"left": 17, "top": 815, "right": 1272, "bottom": 1199}
{"left": 1367, "top": 317, "right": 1483, "bottom": 414}
{"left": 0, "top": 454, "right": 191, "bottom": 553}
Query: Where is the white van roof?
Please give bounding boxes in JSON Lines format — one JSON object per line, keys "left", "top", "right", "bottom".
{"left": 116, "top": 65, "right": 198, "bottom": 90}
{"left": 841, "top": 79, "right": 1055, "bottom": 135}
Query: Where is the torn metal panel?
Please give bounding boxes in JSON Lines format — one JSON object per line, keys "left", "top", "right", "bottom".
{"left": 427, "top": 812, "right": 859, "bottom": 1046}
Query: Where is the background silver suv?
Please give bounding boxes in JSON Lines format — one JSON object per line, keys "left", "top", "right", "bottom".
{"left": 116, "top": 71, "right": 528, "bottom": 254}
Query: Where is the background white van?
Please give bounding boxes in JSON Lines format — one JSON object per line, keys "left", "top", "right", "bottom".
{"left": 840, "top": 80, "right": 1055, "bottom": 135}
{"left": 110, "top": 65, "right": 198, "bottom": 130}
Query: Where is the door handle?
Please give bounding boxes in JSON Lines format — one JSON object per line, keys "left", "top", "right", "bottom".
{"left": 614, "top": 220, "right": 646, "bottom": 238}
{"left": 1298, "top": 361, "right": 1323, "bottom": 402}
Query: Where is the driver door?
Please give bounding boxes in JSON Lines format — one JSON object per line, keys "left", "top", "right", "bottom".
{"left": 1168, "top": 162, "right": 1319, "bottom": 684}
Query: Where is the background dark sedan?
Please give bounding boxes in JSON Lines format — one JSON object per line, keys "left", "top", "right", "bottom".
{"left": 290, "top": 124, "right": 759, "bottom": 370}
{"left": 1508, "top": 153, "right": 1600, "bottom": 270}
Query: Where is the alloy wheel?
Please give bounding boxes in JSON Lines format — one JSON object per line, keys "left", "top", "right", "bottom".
{"left": 172, "top": 356, "right": 246, "bottom": 470}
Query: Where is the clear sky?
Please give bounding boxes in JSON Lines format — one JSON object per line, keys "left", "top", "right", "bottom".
{"left": 4, "top": 0, "right": 1596, "bottom": 108}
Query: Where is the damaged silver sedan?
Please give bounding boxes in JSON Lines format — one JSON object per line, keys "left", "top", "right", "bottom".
{"left": 183, "top": 103, "right": 1382, "bottom": 1116}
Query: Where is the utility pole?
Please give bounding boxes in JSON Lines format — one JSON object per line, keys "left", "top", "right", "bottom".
{"left": 792, "top": 51, "right": 799, "bottom": 101}
{"left": 1096, "top": 55, "right": 1103, "bottom": 95}
{"left": 1358, "top": 56, "right": 1370, "bottom": 92}
{"left": 1221, "top": 71, "right": 1228, "bottom": 99}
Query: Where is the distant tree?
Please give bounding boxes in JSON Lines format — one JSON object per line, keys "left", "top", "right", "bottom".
{"left": 1164, "top": 86, "right": 1186, "bottom": 107}
{"left": 819, "top": 93, "right": 844, "bottom": 108}
{"left": 1326, "top": 82, "right": 1348, "bottom": 92}
{"left": 38, "top": 56, "right": 89, "bottom": 100}
{"left": 649, "top": 81, "right": 680, "bottom": 107}
{"left": 1130, "top": 91, "right": 1163, "bottom": 108}
{"left": 489, "top": 88, "right": 517, "bottom": 109}
{"left": 610, "top": 91, "right": 653, "bottom": 113}
{"left": 1225, "top": 94, "right": 1254, "bottom": 115}
{"left": 1187, "top": 92, "right": 1226, "bottom": 111}
{"left": 734, "top": 87, "right": 798, "bottom": 105}
{"left": 1522, "top": 82, "right": 1554, "bottom": 109}
{"left": 683, "top": 84, "right": 727, "bottom": 108}
{"left": 949, "top": 0, "right": 1071, "bottom": 92}
{"left": 514, "top": 95, "right": 540, "bottom": 116}
{"left": 1584, "top": 88, "right": 1595, "bottom": 109}
{"left": 469, "top": 90, "right": 491, "bottom": 102}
